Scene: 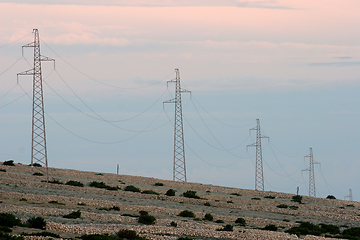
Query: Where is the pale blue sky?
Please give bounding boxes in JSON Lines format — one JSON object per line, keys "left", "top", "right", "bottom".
{"left": 0, "top": 0, "right": 359, "bottom": 201}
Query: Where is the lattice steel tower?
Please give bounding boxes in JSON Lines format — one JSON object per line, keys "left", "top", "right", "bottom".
{"left": 345, "top": 189, "right": 353, "bottom": 201}
{"left": 18, "top": 29, "right": 54, "bottom": 181}
{"left": 303, "top": 148, "right": 319, "bottom": 197}
{"left": 247, "top": 119, "right": 268, "bottom": 191}
{"left": 164, "top": 69, "right": 190, "bottom": 182}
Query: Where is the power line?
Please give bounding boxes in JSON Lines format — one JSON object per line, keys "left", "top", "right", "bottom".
{"left": 190, "top": 95, "right": 254, "bottom": 129}
{"left": 0, "top": 56, "right": 23, "bottom": 77}
{"left": 40, "top": 39, "right": 172, "bottom": 90}
{"left": 52, "top": 69, "right": 168, "bottom": 123}
{"left": 0, "top": 32, "right": 32, "bottom": 49}
{"left": 18, "top": 83, "right": 170, "bottom": 144}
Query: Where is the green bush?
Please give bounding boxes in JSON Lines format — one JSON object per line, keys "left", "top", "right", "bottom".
{"left": 0, "top": 169, "right": 6, "bottom": 172}
{"left": 204, "top": 202, "right": 211, "bottom": 206}
{"left": 342, "top": 227, "right": 360, "bottom": 238}
{"left": 178, "top": 238, "right": 194, "bottom": 240}
{"left": 170, "top": 221, "right": 177, "bottom": 227}
{"left": 165, "top": 189, "right": 176, "bottom": 196}
{"left": 63, "top": 210, "right": 81, "bottom": 219}
{"left": 230, "top": 193, "right": 242, "bottom": 196}
{"left": 203, "top": 213, "right": 213, "bottom": 221}
{"left": 124, "top": 185, "right": 141, "bottom": 193}
{"left": 78, "top": 202, "right": 86, "bottom": 206}
{"left": 289, "top": 205, "right": 299, "bottom": 210}
{"left": 178, "top": 210, "right": 195, "bottom": 218}
{"left": 0, "top": 232, "right": 24, "bottom": 240}
{"left": 47, "top": 179, "right": 63, "bottom": 184}
{"left": 0, "top": 226, "right": 12, "bottom": 233}
{"left": 65, "top": 180, "right": 84, "bottom": 187}
{"left": 263, "top": 224, "right": 278, "bottom": 231}
{"left": 215, "top": 220, "right": 224, "bottom": 223}
{"left": 89, "top": 181, "right": 118, "bottom": 191}
{"left": 19, "top": 198, "right": 27, "bottom": 202}
{"left": 183, "top": 190, "right": 200, "bottom": 199}
{"left": 80, "top": 234, "right": 118, "bottom": 240}
{"left": 251, "top": 197, "right": 261, "bottom": 200}
{"left": 3, "top": 160, "right": 15, "bottom": 166}
{"left": 277, "top": 204, "right": 288, "bottom": 209}
{"left": 117, "top": 229, "right": 139, "bottom": 239}
{"left": 235, "top": 217, "right": 246, "bottom": 226}
{"left": 32, "top": 172, "right": 43, "bottom": 176}
{"left": 285, "top": 222, "right": 321, "bottom": 237}
{"left": 0, "top": 213, "right": 22, "bottom": 227}
{"left": 20, "top": 232, "right": 60, "bottom": 238}
{"left": 139, "top": 210, "right": 148, "bottom": 216}
{"left": 326, "top": 195, "right": 336, "bottom": 199}
{"left": 217, "top": 224, "right": 233, "bottom": 231}
{"left": 319, "top": 223, "right": 340, "bottom": 234}
{"left": 264, "top": 195, "right": 275, "bottom": 199}
{"left": 25, "top": 217, "right": 46, "bottom": 230}
{"left": 291, "top": 195, "right": 303, "bottom": 204}
{"left": 110, "top": 206, "right": 120, "bottom": 211}
{"left": 153, "top": 182, "right": 163, "bottom": 186}
{"left": 48, "top": 200, "right": 65, "bottom": 205}
{"left": 141, "top": 190, "right": 159, "bottom": 195}
{"left": 29, "top": 163, "right": 42, "bottom": 167}
{"left": 138, "top": 214, "right": 156, "bottom": 225}
{"left": 227, "top": 200, "right": 233, "bottom": 203}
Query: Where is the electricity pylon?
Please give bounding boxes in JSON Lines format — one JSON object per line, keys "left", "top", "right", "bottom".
{"left": 17, "top": 29, "right": 54, "bottom": 181}
{"left": 345, "top": 189, "right": 353, "bottom": 201}
{"left": 302, "top": 148, "right": 320, "bottom": 197}
{"left": 164, "top": 69, "right": 190, "bottom": 182}
{"left": 247, "top": 119, "right": 268, "bottom": 191}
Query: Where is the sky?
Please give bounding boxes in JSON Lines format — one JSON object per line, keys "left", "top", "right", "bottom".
{"left": 0, "top": 0, "right": 359, "bottom": 201}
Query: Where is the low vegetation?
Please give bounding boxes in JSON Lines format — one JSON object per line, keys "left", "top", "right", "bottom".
{"left": 124, "top": 185, "right": 141, "bottom": 193}
{"left": 216, "top": 224, "right": 233, "bottom": 231}
{"left": 153, "top": 182, "right": 163, "bottom": 186}
{"left": 326, "top": 195, "right": 336, "bottom": 199}
{"left": 0, "top": 232, "right": 24, "bottom": 240}
{"left": 0, "top": 213, "right": 22, "bottom": 227}
{"left": 20, "top": 232, "right": 60, "bottom": 238}
{"left": 264, "top": 195, "right": 275, "bottom": 199}
{"left": 263, "top": 224, "right": 278, "bottom": 231}
{"left": 203, "top": 213, "right": 213, "bottom": 221}
{"left": 98, "top": 206, "right": 120, "bottom": 211}
{"left": 2, "top": 160, "right": 15, "bottom": 166}
{"left": 25, "top": 217, "right": 46, "bottom": 229}
{"left": 141, "top": 190, "right": 159, "bottom": 195}
{"left": 165, "top": 189, "right": 176, "bottom": 196}
{"left": 178, "top": 210, "right": 195, "bottom": 218}
{"left": 291, "top": 195, "right": 303, "bottom": 204}
{"left": 230, "top": 193, "right": 242, "bottom": 196}
{"left": 0, "top": 169, "right": 6, "bottom": 172}
{"left": 89, "top": 181, "right": 119, "bottom": 191}
{"left": 47, "top": 179, "right": 63, "bottom": 184}
{"left": 65, "top": 180, "right": 84, "bottom": 187}
{"left": 63, "top": 210, "right": 81, "bottom": 219}
{"left": 182, "top": 190, "right": 200, "bottom": 199}
{"left": 235, "top": 217, "right": 246, "bottom": 226}
{"left": 32, "top": 172, "right": 44, "bottom": 176}
{"left": 138, "top": 210, "right": 156, "bottom": 225}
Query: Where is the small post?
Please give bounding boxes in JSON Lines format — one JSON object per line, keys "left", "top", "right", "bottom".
{"left": 297, "top": 186, "right": 299, "bottom": 195}
{"left": 117, "top": 164, "right": 119, "bottom": 175}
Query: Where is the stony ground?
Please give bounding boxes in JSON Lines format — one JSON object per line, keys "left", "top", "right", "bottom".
{"left": 1, "top": 163, "right": 359, "bottom": 240}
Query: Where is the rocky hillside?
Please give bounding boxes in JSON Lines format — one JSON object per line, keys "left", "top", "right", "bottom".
{"left": 1, "top": 162, "right": 359, "bottom": 240}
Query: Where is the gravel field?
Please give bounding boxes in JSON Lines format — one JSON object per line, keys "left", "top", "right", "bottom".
{"left": 1, "top": 163, "right": 359, "bottom": 240}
